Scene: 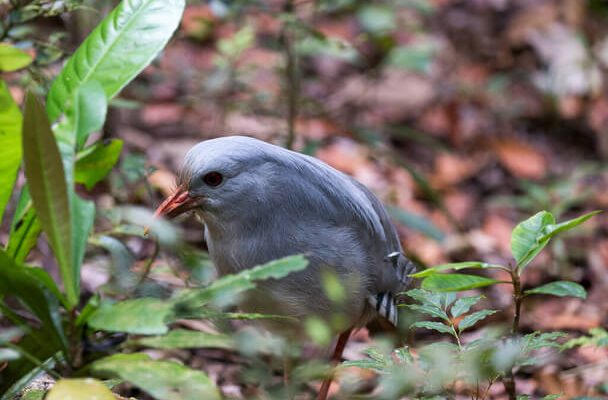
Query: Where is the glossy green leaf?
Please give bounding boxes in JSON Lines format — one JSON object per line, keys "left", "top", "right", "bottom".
{"left": 410, "top": 261, "right": 494, "bottom": 278}
{"left": 46, "top": 0, "right": 186, "bottom": 122}
{"left": 387, "top": 205, "right": 444, "bottom": 242}
{"left": 525, "top": 281, "right": 587, "bottom": 299}
{"left": 0, "top": 81, "right": 22, "bottom": 225}
{"left": 46, "top": 378, "right": 115, "bottom": 400}
{"left": 71, "top": 193, "right": 95, "bottom": 279}
{"left": 511, "top": 211, "right": 555, "bottom": 272}
{"left": 512, "top": 211, "right": 600, "bottom": 273}
{"left": 88, "top": 298, "right": 172, "bottom": 335}
{"left": 71, "top": 80, "right": 107, "bottom": 150}
{"left": 0, "top": 250, "right": 66, "bottom": 352}
{"left": 75, "top": 140, "right": 123, "bottom": 190}
{"left": 539, "top": 211, "right": 601, "bottom": 242}
{"left": 421, "top": 273, "right": 500, "bottom": 292}
{"left": 450, "top": 295, "right": 483, "bottom": 318}
{"left": 411, "top": 321, "right": 455, "bottom": 336}
{"left": 0, "top": 44, "right": 33, "bottom": 71}
{"left": 6, "top": 189, "right": 42, "bottom": 264}
{"left": 458, "top": 309, "right": 497, "bottom": 332}
{"left": 130, "top": 329, "right": 234, "bottom": 350}
{"left": 22, "top": 92, "right": 76, "bottom": 307}
{"left": 91, "top": 353, "right": 221, "bottom": 400}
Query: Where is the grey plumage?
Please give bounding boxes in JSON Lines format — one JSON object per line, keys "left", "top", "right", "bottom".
{"left": 177, "top": 135, "right": 415, "bottom": 330}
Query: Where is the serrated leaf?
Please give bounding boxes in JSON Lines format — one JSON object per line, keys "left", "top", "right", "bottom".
{"left": 0, "top": 81, "right": 22, "bottom": 225}
{"left": 421, "top": 273, "right": 500, "bottom": 292}
{"left": 525, "top": 281, "right": 587, "bottom": 299}
{"left": 458, "top": 309, "right": 497, "bottom": 332}
{"left": 404, "top": 288, "right": 443, "bottom": 309}
{"left": 75, "top": 140, "right": 123, "bottom": 190}
{"left": 411, "top": 321, "right": 455, "bottom": 336}
{"left": 88, "top": 298, "right": 172, "bottom": 335}
{"left": 450, "top": 295, "right": 483, "bottom": 318}
{"left": 46, "top": 0, "right": 186, "bottom": 122}
{"left": 405, "top": 304, "right": 449, "bottom": 321}
{"left": 22, "top": 92, "right": 76, "bottom": 306}
{"left": 91, "top": 353, "right": 221, "bottom": 400}
{"left": 129, "top": 329, "right": 234, "bottom": 350}
{"left": 46, "top": 378, "right": 115, "bottom": 400}
{"left": 393, "top": 347, "right": 413, "bottom": 363}
{"left": 511, "top": 211, "right": 554, "bottom": 272}
{"left": 0, "top": 44, "right": 33, "bottom": 71}
{"left": 410, "top": 261, "right": 493, "bottom": 278}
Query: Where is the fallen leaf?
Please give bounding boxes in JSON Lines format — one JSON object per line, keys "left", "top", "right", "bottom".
{"left": 493, "top": 138, "right": 546, "bottom": 179}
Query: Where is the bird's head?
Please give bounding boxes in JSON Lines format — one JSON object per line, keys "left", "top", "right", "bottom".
{"left": 153, "top": 136, "right": 278, "bottom": 223}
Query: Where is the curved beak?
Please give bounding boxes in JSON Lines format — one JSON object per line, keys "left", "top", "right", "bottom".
{"left": 153, "top": 186, "right": 198, "bottom": 219}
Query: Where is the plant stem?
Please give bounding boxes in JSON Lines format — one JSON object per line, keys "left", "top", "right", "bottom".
{"left": 282, "top": 0, "right": 298, "bottom": 150}
{"left": 503, "top": 268, "right": 522, "bottom": 400}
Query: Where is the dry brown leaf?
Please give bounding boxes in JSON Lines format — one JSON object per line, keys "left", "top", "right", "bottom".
{"left": 431, "top": 153, "right": 480, "bottom": 188}
{"left": 493, "top": 138, "right": 546, "bottom": 180}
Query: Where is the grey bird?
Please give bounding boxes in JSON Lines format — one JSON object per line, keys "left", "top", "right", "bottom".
{"left": 153, "top": 135, "right": 416, "bottom": 398}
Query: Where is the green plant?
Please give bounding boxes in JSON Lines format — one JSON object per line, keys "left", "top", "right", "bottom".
{"left": 349, "top": 210, "right": 599, "bottom": 399}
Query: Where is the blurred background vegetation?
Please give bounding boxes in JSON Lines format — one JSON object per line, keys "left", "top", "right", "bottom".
{"left": 1, "top": 0, "right": 608, "bottom": 398}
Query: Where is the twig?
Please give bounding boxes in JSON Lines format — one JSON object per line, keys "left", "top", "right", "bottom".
{"left": 134, "top": 240, "right": 160, "bottom": 290}
{"left": 282, "top": 0, "right": 299, "bottom": 149}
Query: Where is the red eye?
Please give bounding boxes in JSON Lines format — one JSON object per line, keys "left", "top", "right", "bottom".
{"left": 203, "top": 172, "right": 223, "bottom": 187}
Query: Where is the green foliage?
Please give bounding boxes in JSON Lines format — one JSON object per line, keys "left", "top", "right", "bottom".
{"left": 46, "top": 0, "right": 186, "bottom": 122}
{"left": 563, "top": 328, "right": 608, "bottom": 349}
{"left": 0, "top": 44, "right": 33, "bottom": 71}
{"left": 75, "top": 140, "right": 124, "bottom": 190}
{"left": 91, "top": 353, "right": 221, "bottom": 400}
{"left": 128, "top": 330, "right": 234, "bottom": 350}
{"left": 46, "top": 379, "right": 115, "bottom": 400}
{"left": 22, "top": 92, "right": 76, "bottom": 306}
{"left": 0, "top": 81, "right": 22, "bottom": 225}
{"left": 421, "top": 273, "right": 500, "bottom": 292}
{"left": 512, "top": 210, "right": 600, "bottom": 273}
{"left": 525, "top": 281, "right": 587, "bottom": 299}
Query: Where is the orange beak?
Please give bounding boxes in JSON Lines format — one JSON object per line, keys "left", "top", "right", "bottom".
{"left": 153, "top": 186, "right": 198, "bottom": 219}
{"left": 145, "top": 186, "right": 197, "bottom": 235}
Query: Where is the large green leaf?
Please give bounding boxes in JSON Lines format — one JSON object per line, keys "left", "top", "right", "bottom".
{"left": 129, "top": 329, "right": 234, "bottom": 350}
{"left": 410, "top": 261, "right": 495, "bottom": 278}
{"left": 91, "top": 353, "right": 221, "bottom": 400}
{"left": 421, "top": 273, "right": 500, "bottom": 292}
{"left": 0, "top": 81, "right": 22, "bottom": 225}
{"left": 511, "top": 211, "right": 555, "bottom": 272}
{"left": 0, "top": 44, "right": 33, "bottom": 72}
{"left": 71, "top": 80, "right": 107, "bottom": 150}
{"left": 525, "top": 281, "right": 587, "bottom": 299}
{"left": 0, "top": 250, "right": 66, "bottom": 352}
{"left": 5, "top": 188, "right": 41, "bottom": 264}
{"left": 46, "top": 0, "right": 186, "bottom": 122}
{"left": 88, "top": 298, "right": 172, "bottom": 335}
{"left": 75, "top": 139, "right": 123, "bottom": 190}
{"left": 22, "top": 92, "right": 76, "bottom": 307}
{"left": 46, "top": 378, "right": 115, "bottom": 400}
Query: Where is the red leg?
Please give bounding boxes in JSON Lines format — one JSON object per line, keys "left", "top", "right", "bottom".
{"left": 317, "top": 328, "right": 353, "bottom": 400}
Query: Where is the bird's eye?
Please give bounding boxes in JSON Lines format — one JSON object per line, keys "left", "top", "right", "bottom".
{"left": 202, "top": 171, "right": 223, "bottom": 187}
